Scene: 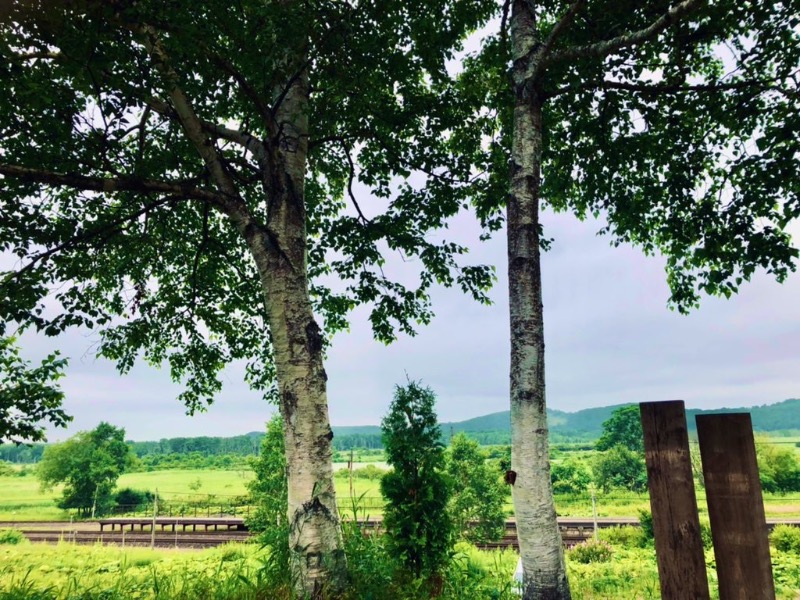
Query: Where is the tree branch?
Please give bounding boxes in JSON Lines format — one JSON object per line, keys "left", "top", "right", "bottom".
{"left": 135, "top": 24, "right": 245, "bottom": 210}
{"left": 544, "top": 0, "right": 705, "bottom": 66}
{"left": 201, "top": 48, "right": 277, "bottom": 137}
{"left": 145, "top": 97, "right": 267, "bottom": 159}
{"left": 0, "top": 164, "right": 223, "bottom": 204}
{"left": 1, "top": 194, "right": 181, "bottom": 287}
{"left": 338, "top": 140, "right": 370, "bottom": 225}
{"left": 547, "top": 76, "right": 796, "bottom": 99}
{"left": 540, "top": 0, "right": 585, "bottom": 59}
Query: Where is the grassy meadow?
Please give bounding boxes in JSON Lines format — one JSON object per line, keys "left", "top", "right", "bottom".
{"left": 2, "top": 454, "right": 798, "bottom": 521}
{"left": 0, "top": 467, "right": 383, "bottom": 522}
{"left": 1, "top": 533, "right": 799, "bottom": 599}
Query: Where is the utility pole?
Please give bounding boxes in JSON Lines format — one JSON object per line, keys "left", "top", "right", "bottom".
{"left": 91, "top": 484, "right": 99, "bottom": 520}
{"left": 150, "top": 489, "right": 158, "bottom": 549}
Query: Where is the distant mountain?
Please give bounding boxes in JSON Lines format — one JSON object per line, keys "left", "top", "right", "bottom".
{"left": 330, "top": 398, "right": 800, "bottom": 442}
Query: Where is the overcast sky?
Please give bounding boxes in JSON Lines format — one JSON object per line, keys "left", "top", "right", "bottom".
{"left": 13, "top": 202, "right": 799, "bottom": 442}
{"left": 5, "top": 24, "right": 799, "bottom": 443}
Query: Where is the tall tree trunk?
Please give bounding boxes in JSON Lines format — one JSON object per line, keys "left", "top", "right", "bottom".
{"left": 246, "top": 69, "right": 346, "bottom": 598}
{"left": 508, "top": 2, "right": 571, "bottom": 598}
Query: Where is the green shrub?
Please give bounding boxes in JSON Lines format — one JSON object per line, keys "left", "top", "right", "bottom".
{"left": 593, "top": 445, "right": 648, "bottom": 492}
{"left": 113, "top": 487, "right": 155, "bottom": 510}
{"left": 568, "top": 539, "right": 613, "bottom": 564}
{"left": 699, "top": 518, "right": 713, "bottom": 550}
{"left": 335, "top": 464, "right": 388, "bottom": 481}
{"left": 551, "top": 458, "right": 592, "bottom": 494}
{"left": 0, "top": 528, "right": 26, "bottom": 545}
{"left": 446, "top": 433, "right": 507, "bottom": 544}
{"left": 598, "top": 525, "right": 645, "bottom": 548}
{"left": 638, "top": 509, "right": 654, "bottom": 544}
{"left": 771, "top": 524, "right": 800, "bottom": 553}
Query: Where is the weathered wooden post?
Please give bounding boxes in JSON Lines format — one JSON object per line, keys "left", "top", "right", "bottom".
{"left": 640, "top": 400, "right": 709, "bottom": 600}
{"left": 696, "top": 413, "right": 775, "bottom": 600}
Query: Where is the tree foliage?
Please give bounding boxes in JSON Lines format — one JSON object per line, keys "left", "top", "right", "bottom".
{"left": 381, "top": 381, "right": 452, "bottom": 580}
{"left": 246, "top": 414, "right": 288, "bottom": 534}
{"left": 756, "top": 439, "right": 800, "bottom": 494}
{"left": 593, "top": 445, "right": 648, "bottom": 493}
{"left": 460, "top": 1, "right": 800, "bottom": 310}
{"left": 596, "top": 406, "right": 644, "bottom": 453}
{"left": 0, "top": 2, "right": 495, "bottom": 588}
{"left": 0, "top": 0, "right": 496, "bottom": 410}
{"left": 445, "top": 432, "right": 507, "bottom": 544}
{"left": 0, "top": 337, "right": 70, "bottom": 443}
{"left": 37, "top": 422, "right": 135, "bottom": 516}
{"left": 551, "top": 458, "right": 593, "bottom": 495}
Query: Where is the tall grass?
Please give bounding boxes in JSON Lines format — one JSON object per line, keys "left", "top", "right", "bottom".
{"left": 1, "top": 533, "right": 799, "bottom": 599}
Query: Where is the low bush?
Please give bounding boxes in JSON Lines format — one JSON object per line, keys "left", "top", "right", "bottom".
{"left": 334, "top": 464, "right": 387, "bottom": 481}
{"left": 771, "top": 524, "right": 800, "bottom": 553}
{"left": 0, "top": 528, "right": 26, "bottom": 545}
{"left": 638, "top": 509, "right": 654, "bottom": 544}
{"left": 114, "top": 487, "right": 156, "bottom": 511}
{"left": 569, "top": 539, "right": 614, "bottom": 564}
{"left": 699, "top": 518, "right": 713, "bottom": 550}
{"left": 598, "top": 525, "right": 645, "bottom": 548}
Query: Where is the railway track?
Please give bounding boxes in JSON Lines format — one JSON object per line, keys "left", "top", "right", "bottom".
{"left": 19, "top": 529, "right": 252, "bottom": 549}
{"left": 4, "top": 518, "right": 798, "bottom": 551}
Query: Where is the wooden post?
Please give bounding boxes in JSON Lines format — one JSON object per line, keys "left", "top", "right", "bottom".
{"left": 696, "top": 414, "right": 775, "bottom": 600}
{"left": 640, "top": 401, "right": 709, "bottom": 600}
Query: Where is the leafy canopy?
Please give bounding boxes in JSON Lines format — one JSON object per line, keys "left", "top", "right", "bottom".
{"left": 596, "top": 405, "right": 644, "bottom": 454}
{"left": 0, "top": 0, "right": 496, "bottom": 413}
{"left": 0, "top": 336, "right": 70, "bottom": 443}
{"left": 460, "top": 0, "right": 800, "bottom": 308}
{"left": 37, "top": 421, "right": 135, "bottom": 515}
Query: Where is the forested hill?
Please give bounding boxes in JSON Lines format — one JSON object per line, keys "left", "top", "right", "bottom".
{"left": 438, "top": 398, "right": 800, "bottom": 439}
{"left": 2, "top": 399, "right": 797, "bottom": 463}
{"left": 330, "top": 398, "right": 800, "bottom": 447}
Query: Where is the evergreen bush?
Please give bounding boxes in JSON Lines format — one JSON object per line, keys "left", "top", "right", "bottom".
{"left": 381, "top": 381, "right": 453, "bottom": 583}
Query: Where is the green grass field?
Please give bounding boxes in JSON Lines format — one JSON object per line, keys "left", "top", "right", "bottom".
{"left": 2, "top": 455, "right": 798, "bottom": 521}
{"left": 0, "top": 468, "right": 383, "bottom": 521}
{"left": 1, "top": 534, "right": 798, "bottom": 598}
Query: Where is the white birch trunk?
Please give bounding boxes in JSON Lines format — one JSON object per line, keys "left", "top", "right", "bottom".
{"left": 508, "top": 1, "right": 571, "bottom": 598}
{"left": 245, "top": 68, "right": 346, "bottom": 598}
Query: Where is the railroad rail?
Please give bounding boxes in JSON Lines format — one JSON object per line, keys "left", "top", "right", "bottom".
{"left": 3, "top": 518, "right": 798, "bottom": 551}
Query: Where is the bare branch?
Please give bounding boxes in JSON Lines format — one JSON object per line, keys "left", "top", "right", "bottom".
{"left": 500, "top": 0, "right": 512, "bottom": 51}
{"left": 338, "top": 140, "right": 370, "bottom": 225}
{"left": 544, "top": 0, "right": 705, "bottom": 66}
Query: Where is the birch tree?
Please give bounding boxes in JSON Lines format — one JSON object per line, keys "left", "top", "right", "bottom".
{"left": 457, "top": 1, "right": 799, "bottom": 597}
{"left": 0, "top": 1, "right": 494, "bottom": 595}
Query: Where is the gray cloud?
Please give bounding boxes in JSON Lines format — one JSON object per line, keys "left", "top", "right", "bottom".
{"left": 12, "top": 205, "right": 800, "bottom": 442}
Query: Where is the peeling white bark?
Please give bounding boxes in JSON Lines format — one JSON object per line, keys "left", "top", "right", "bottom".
{"left": 507, "top": 1, "right": 571, "bottom": 598}
{"left": 254, "top": 69, "right": 346, "bottom": 598}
